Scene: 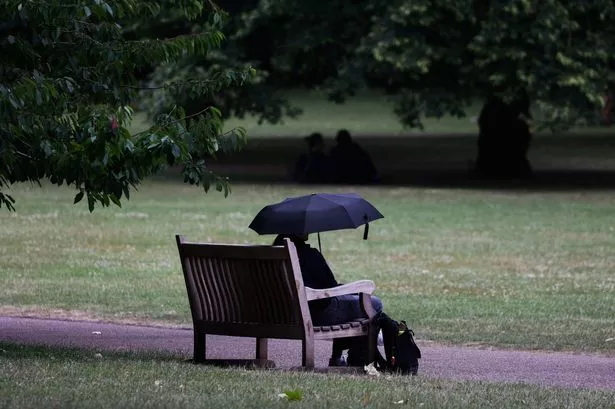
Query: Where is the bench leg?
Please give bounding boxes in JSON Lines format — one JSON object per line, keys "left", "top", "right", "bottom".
{"left": 302, "top": 336, "right": 314, "bottom": 368}
{"left": 256, "top": 338, "right": 268, "bottom": 360}
{"left": 194, "top": 330, "right": 206, "bottom": 363}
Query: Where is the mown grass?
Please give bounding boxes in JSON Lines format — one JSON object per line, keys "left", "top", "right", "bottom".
{"left": 131, "top": 89, "right": 479, "bottom": 137}
{"left": 3, "top": 97, "right": 615, "bottom": 408}
{"left": 1, "top": 181, "right": 614, "bottom": 354}
{"left": 1, "top": 343, "right": 614, "bottom": 409}
{"left": 222, "top": 90, "right": 614, "bottom": 137}
{"left": 133, "top": 89, "right": 613, "bottom": 138}
{"left": 223, "top": 89, "right": 482, "bottom": 136}
{"left": 131, "top": 89, "right": 615, "bottom": 183}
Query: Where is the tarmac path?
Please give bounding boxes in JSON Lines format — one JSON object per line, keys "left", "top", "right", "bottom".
{"left": 1, "top": 316, "right": 613, "bottom": 390}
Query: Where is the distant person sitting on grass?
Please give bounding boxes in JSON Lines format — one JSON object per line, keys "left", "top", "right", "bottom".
{"left": 330, "top": 129, "right": 379, "bottom": 184}
{"left": 273, "top": 233, "right": 383, "bottom": 367}
{"left": 292, "top": 132, "right": 333, "bottom": 184}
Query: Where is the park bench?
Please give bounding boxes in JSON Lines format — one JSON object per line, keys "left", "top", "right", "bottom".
{"left": 175, "top": 234, "right": 378, "bottom": 369}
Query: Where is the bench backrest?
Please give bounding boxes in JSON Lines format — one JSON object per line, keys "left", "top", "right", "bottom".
{"left": 175, "top": 235, "right": 311, "bottom": 339}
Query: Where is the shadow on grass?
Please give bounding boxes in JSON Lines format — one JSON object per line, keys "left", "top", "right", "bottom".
{"left": 157, "top": 168, "right": 615, "bottom": 191}
{"left": 158, "top": 131, "right": 615, "bottom": 191}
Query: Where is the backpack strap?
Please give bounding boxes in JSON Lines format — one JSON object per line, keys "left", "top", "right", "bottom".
{"left": 374, "top": 311, "right": 399, "bottom": 371}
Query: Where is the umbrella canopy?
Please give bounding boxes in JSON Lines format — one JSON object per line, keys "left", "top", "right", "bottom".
{"left": 248, "top": 193, "right": 383, "bottom": 237}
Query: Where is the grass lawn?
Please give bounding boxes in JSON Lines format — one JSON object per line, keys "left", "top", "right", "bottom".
{"left": 132, "top": 90, "right": 615, "bottom": 183}
{"left": 2, "top": 343, "right": 614, "bottom": 409}
{"left": 2, "top": 92, "right": 615, "bottom": 408}
{"left": 222, "top": 89, "right": 614, "bottom": 137}
{"left": 1, "top": 181, "right": 614, "bottom": 354}
{"left": 132, "top": 89, "right": 615, "bottom": 140}
{"left": 131, "top": 89, "right": 481, "bottom": 137}
{"left": 224, "top": 89, "right": 481, "bottom": 137}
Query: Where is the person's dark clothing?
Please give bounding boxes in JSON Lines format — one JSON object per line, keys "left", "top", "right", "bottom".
{"left": 273, "top": 235, "right": 383, "bottom": 366}
{"left": 293, "top": 152, "right": 332, "bottom": 184}
{"left": 330, "top": 141, "right": 378, "bottom": 184}
{"left": 291, "top": 240, "right": 339, "bottom": 312}
{"left": 292, "top": 241, "right": 383, "bottom": 366}
{"left": 294, "top": 241, "right": 383, "bottom": 365}
{"left": 292, "top": 240, "right": 338, "bottom": 289}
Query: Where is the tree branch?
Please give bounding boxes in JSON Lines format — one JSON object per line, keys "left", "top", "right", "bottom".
{"left": 132, "top": 106, "right": 214, "bottom": 137}
{"left": 123, "top": 78, "right": 221, "bottom": 91}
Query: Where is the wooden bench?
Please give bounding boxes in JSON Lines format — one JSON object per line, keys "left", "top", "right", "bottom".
{"left": 175, "top": 234, "right": 377, "bottom": 368}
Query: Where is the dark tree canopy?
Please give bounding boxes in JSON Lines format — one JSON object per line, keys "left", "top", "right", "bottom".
{"left": 4, "top": 0, "right": 614, "bottom": 210}
{"left": 0, "top": 0, "right": 253, "bottom": 211}
{"left": 229, "top": 0, "right": 615, "bottom": 129}
{"left": 135, "top": 0, "right": 301, "bottom": 125}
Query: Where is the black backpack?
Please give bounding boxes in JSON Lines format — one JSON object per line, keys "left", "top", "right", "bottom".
{"left": 374, "top": 312, "right": 421, "bottom": 375}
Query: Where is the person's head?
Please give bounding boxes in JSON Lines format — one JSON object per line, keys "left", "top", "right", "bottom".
{"left": 336, "top": 129, "right": 352, "bottom": 145}
{"left": 305, "top": 132, "right": 324, "bottom": 153}
{"left": 272, "top": 234, "right": 309, "bottom": 246}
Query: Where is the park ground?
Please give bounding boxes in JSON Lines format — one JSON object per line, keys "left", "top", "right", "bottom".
{"left": 1, "top": 92, "right": 615, "bottom": 408}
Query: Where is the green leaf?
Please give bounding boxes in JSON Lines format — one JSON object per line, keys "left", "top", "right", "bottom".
{"left": 0, "top": 192, "right": 16, "bottom": 212}
{"left": 280, "top": 389, "right": 303, "bottom": 401}
{"left": 73, "top": 191, "right": 85, "bottom": 204}
{"left": 0, "top": 0, "right": 250, "bottom": 211}
{"left": 103, "top": 2, "right": 113, "bottom": 16}
{"left": 87, "top": 195, "right": 95, "bottom": 212}
{"left": 171, "top": 144, "right": 181, "bottom": 158}
{"left": 109, "top": 194, "right": 121, "bottom": 207}
{"left": 209, "top": 106, "right": 222, "bottom": 118}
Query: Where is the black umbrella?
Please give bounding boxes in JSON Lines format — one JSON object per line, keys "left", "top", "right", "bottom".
{"left": 248, "top": 193, "right": 384, "bottom": 249}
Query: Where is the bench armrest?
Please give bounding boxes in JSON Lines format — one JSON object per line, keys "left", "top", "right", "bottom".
{"left": 305, "top": 280, "right": 375, "bottom": 301}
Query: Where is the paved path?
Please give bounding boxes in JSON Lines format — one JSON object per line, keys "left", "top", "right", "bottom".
{"left": 1, "top": 317, "right": 613, "bottom": 390}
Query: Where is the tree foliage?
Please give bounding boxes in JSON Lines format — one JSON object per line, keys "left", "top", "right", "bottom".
{"left": 237, "top": 0, "right": 615, "bottom": 129}
{"left": 0, "top": 0, "right": 253, "bottom": 211}
{"left": 132, "top": 0, "right": 301, "bottom": 125}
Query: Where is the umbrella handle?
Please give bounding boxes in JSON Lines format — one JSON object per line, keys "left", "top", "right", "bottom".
{"left": 363, "top": 223, "right": 369, "bottom": 240}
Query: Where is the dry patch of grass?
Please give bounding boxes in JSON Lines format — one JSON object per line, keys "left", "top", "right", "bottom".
{"left": 0, "top": 306, "right": 188, "bottom": 328}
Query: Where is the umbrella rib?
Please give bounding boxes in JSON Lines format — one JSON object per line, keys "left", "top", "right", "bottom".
{"left": 321, "top": 195, "right": 360, "bottom": 229}
{"left": 340, "top": 205, "right": 356, "bottom": 227}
